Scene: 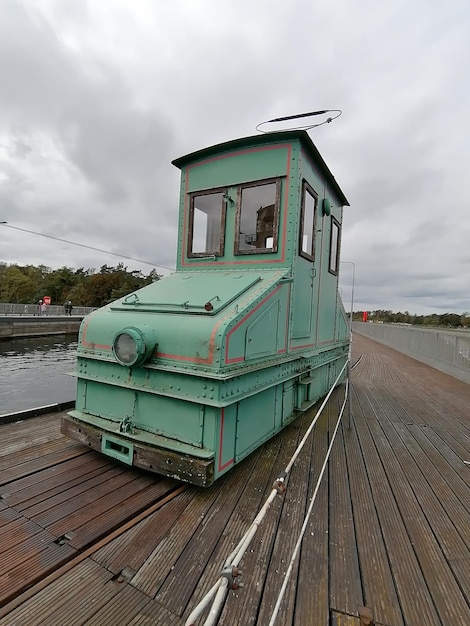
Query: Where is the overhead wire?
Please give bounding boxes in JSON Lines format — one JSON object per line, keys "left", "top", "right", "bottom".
{"left": 0, "top": 222, "right": 175, "bottom": 272}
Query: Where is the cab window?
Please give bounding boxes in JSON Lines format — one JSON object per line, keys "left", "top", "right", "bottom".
{"left": 329, "top": 216, "right": 341, "bottom": 275}
{"left": 299, "top": 181, "right": 317, "bottom": 261}
{"left": 235, "top": 179, "right": 280, "bottom": 254}
{"left": 188, "top": 189, "right": 226, "bottom": 257}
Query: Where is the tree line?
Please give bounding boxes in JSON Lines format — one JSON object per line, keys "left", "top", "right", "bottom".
{"left": 0, "top": 262, "right": 161, "bottom": 308}
{"left": 1, "top": 263, "right": 468, "bottom": 327}
{"left": 352, "top": 309, "right": 470, "bottom": 328}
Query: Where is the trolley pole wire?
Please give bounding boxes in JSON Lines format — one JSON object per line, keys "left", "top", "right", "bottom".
{"left": 185, "top": 357, "right": 350, "bottom": 626}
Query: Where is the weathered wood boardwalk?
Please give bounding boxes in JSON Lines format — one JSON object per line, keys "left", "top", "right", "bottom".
{"left": 0, "top": 332, "right": 468, "bottom": 625}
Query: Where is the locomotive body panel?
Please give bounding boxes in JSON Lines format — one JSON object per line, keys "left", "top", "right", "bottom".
{"left": 77, "top": 268, "right": 290, "bottom": 372}
{"left": 63, "top": 129, "right": 351, "bottom": 486}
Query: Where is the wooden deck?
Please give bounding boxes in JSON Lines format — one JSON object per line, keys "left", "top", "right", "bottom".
{"left": 0, "top": 332, "right": 468, "bottom": 625}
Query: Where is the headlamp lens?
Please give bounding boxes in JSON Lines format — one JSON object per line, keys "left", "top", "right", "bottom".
{"left": 112, "top": 327, "right": 156, "bottom": 367}
{"left": 113, "top": 332, "right": 139, "bottom": 366}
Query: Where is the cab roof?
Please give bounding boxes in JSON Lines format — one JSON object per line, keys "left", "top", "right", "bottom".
{"left": 172, "top": 130, "right": 349, "bottom": 207}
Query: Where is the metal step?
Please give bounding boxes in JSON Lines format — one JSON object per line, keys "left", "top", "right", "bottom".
{"left": 297, "top": 399, "right": 317, "bottom": 412}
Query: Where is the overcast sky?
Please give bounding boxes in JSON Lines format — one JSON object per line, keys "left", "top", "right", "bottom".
{"left": 0, "top": 0, "right": 468, "bottom": 315}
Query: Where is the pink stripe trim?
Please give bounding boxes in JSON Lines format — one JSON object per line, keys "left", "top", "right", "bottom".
{"left": 218, "top": 408, "right": 234, "bottom": 472}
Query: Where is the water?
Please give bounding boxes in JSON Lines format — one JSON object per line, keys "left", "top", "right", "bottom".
{"left": 0, "top": 336, "right": 78, "bottom": 415}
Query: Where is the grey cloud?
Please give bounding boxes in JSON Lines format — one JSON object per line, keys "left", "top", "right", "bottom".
{"left": 7, "top": 136, "right": 32, "bottom": 159}
{"left": 0, "top": 0, "right": 469, "bottom": 313}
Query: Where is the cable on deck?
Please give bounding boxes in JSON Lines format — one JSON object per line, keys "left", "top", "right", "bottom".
{"left": 185, "top": 357, "right": 351, "bottom": 626}
{"left": 350, "top": 353, "right": 364, "bottom": 371}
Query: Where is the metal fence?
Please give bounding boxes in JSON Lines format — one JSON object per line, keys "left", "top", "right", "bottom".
{"left": 352, "top": 322, "right": 470, "bottom": 384}
{"left": 0, "top": 302, "right": 96, "bottom": 317}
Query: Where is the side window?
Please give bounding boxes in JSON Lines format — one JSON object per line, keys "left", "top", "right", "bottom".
{"left": 329, "top": 216, "right": 341, "bottom": 275}
{"left": 235, "top": 179, "right": 280, "bottom": 254}
{"left": 299, "top": 181, "right": 317, "bottom": 261}
{"left": 188, "top": 189, "right": 226, "bottom": 257}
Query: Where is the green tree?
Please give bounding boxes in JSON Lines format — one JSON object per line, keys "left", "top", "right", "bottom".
{"left": 440, "top": 313, "right": 461, "bottom": 327}
{"left": 0, "top": 262, "right": 161, "bottom": 307}
{"left": 42, "top": 266, "right": 78, "bottom": 305}
{"left": 0, "top": 265, "right": 34, "bottom": 302}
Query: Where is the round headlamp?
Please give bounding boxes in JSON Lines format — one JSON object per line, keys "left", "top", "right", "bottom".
{"left": 113, "top": 327, "right": 150, "bottom": 367}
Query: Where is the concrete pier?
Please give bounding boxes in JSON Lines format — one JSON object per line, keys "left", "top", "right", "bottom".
{"left": 0, "top": 315, "right": 83, "bottom": 339}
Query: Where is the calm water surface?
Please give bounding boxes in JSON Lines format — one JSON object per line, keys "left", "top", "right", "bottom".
{"left": 0, "top": 336, "right": 77, "bottom": 415}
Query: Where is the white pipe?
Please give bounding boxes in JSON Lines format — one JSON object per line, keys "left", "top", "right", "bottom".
{"left": 202, "top": 578, "right": 229, "bottom": 626}
{"left": 185, "top": 580, "right": 223, "bottom": 626}
{"left": 268, "top": 379, "right": 349, "bottom": 626}
{"left": 226, "top": 487, "right": 279, "bottom": 568}
{"left": 285, "top": 358, "right": 348, "bottom": 475}
{"left": 186, "top": 358, "right": 349, "bottom": 625}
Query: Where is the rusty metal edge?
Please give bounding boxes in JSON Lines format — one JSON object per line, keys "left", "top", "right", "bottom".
{"left": 0, "top": 483, "right": 187, "bottom": 619}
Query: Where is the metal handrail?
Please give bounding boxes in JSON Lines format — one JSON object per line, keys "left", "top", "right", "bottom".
{"left": 185, "top": 358, "right": 350, "bottom": 626}
{"left": 0, "top": 302, "right": 96, "bottom": 316}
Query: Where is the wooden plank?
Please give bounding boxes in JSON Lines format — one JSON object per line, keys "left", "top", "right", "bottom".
{"left": 359, "top": 383, "right": 470, "bottom": 624}
{"left": 126, "top": 600, "right": 182, "bottom": 626}
{"left": 0, "top": 487, "right": 187, "bottom": 623}
{"left": 294, "top": 410, "right": 329, "bottom": 626}
{"left": 0, "top": 336, "right": 467, "bottom": 625}
{"left": 352, "top": 384, "right": 441, "bottom": 626}
{"left": 20, "top": 466, "right": 126, "bottom": 519}
{"left": 0, "top": 443, "right": 87, "bottom": 485}
{"left": 0, "top": 536, "right": 76, "bottom": 605}
{"left": 84, "top": 583, "right": 154, "bottom": 626}
{"left": 2, "top": 453, "right": 107, "bottom": 506}
{"left": 426, "top": 426, "right": 470, "bottom": 473}
{"left": 0, "top": 506, "right": 21, "bottom": 528}
{"left": 0, "top": 515, "right": 44, "bottom": 551}
{"left": 129, "top": 484, "right": 223, "bottom": 599}
{"left": 352, "top": 333, "right": 470, "bottom": 432}
{"left": 155, "top": 446, "right": 264, "bottom": 616}
{"left": 44, "top": 475, "right": 159, "bottom": 538}
{"left": 396, "top": 424, "right": 470, "bottom": 545}
{"left": 433, "top": 424, "right": 470, "bottom": 456}
{"left": 254, "top": 420, "right": 313, "bottom": 626}
{"left": 215, "top": 429, "right": 296, "bottom": 625}
{"left": 0, "top": 560, "right": 110, "bottom": 626}
{"left": 68, "top": 480, "right": 178, "bottom": 550}
{"left": 377, "top": 417, "right": 470, "bottom": 618}
{"left": 36, "top": 569, "right": 120, "bottom": 626}
{"left": 342, "top": 390, "right": 404, "bottom": 626}
{"left": 0, "top": 414, "right": 59, "bottom": 447}
{"left": 0, "top": 437, "right": 77, "bottom": 470}
{"left": 328, "top": 395, "right": 363, "bottom": 618}
{"left": 11, "top": 463, "right": 116, "bottom": 511}
{"left": 0, "top": 428, "right": 61, "bottom": 457}
{"left": 92, "top": 488, "right": 196, "bottom": 574}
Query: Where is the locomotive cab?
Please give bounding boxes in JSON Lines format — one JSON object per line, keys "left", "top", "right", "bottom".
{"left": 62, "top": 130, "right": 350, "bottom": 486}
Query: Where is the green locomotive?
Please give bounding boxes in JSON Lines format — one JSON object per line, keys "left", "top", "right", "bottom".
{"left": 61, "top": 129, "right": 350, "bottom": 486}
